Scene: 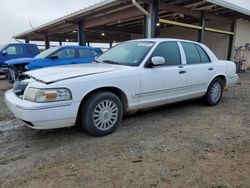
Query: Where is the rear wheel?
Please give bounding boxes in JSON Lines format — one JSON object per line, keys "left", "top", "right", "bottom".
{"left": 80, "top": 92, "right": 123, "bottom": 137}
{"left": 204, "top": 78, "right": 224, "bottom": 106}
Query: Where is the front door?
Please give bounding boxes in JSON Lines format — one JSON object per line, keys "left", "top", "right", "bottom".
{"left": 51, "top": 48, "right": 79, "bottom": 66}
{"left": 139, "top": 41, "right": 188, "bottom": 108}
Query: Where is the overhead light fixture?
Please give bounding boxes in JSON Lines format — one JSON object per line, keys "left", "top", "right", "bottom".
{"left": 101, "top": 32, "right": 105, "bottom": 36}
{"left": 66, "top": 39, "right": 69, "bottom": 42}
{"left": 72, "top": 30, "right": 77, "bottom": 33}
{"left": 156, "top": 23, "right": 160, "bottom": 27}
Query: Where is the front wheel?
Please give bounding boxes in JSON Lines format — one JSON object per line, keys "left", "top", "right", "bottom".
{"left": 204, "top": 78, "right": 224, "bottom": 106}
{"left": 80, "top": 92, "right": 123, "bottom": 137}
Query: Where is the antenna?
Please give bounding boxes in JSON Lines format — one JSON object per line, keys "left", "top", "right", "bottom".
{"left": 29, "top": 19, "right": 34, "bottom": 29}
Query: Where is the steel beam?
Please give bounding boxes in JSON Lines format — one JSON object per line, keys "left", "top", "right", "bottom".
{"left": 44, "top": 34, "right": 50, "bottom": 49}
{"left": 77, "top": 20, "right": 86, "bottom": 46}
{"left": 148, "top": 1, "right": 233, "bottom": 24}
{"left": 227, "top": 20, "right": 235, "bottom": 60}
{"left": 150, "top": 0, "right": 158, "bottom": 38}
{"left": 198, "top": 12, "right": 206, "bottom": 43}
{"left": 143, "top": 3, "right": 150, "bottom": 38}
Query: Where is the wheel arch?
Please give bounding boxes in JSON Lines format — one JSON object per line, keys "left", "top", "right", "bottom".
{"left": 211, "top": 74, "right": 227, "bottom": 88}
{"left": 76, "top": 86, "right": 129, "bottom": 120}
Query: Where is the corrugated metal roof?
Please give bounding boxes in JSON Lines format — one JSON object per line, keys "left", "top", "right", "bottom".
{"left": 13, "top": 0, "right": 250, "bottom": 42}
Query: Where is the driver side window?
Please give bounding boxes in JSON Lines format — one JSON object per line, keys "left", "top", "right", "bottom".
{"left": 151, "top": 42, "right": 181, "bottom": 65}
{"left": 5, "top": 45, "right": 24, "bottom": 55}
{"left": 53, "top": 48, "right": 76, "bottom": 59}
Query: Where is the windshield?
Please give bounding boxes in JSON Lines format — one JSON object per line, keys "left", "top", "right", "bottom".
{"left": 35, "top": 47, "right": 60, "bottom": 59}
{"left": 97, "top": 41, "right": 155, "bottom": 66}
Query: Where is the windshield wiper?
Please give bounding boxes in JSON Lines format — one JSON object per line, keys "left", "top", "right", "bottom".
{"left": 102, "top": 60, "right": 119, "bottom": 65}
{"left": 94, "top": 60, "right": 101, "bottom": 63}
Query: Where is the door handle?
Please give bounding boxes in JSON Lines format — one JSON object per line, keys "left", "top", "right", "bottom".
{"left": 208, "top": 67, "right": 214, "bottom": 71}
{"left": 179, "top": 70, "right": 186, "bottom": 74}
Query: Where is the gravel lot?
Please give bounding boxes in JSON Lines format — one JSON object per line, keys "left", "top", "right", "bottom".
{"left": 0, "top": 73, "right": 250, "bottom": 188}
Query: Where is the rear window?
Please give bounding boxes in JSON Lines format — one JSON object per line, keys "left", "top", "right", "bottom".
{"left": 27, "top": 45, "right": 38, "bottom": 55}
{"left": 91, "top": 50, "right": 98, "bottom": 57}
{"left": 196, "top": 45, "right": 210, "bottom": 62}
{"left": 79, "top": 49, "right": 91, "bottom": 58}
{"left": 181, "top": 42, "right": 210, "bottom": 64}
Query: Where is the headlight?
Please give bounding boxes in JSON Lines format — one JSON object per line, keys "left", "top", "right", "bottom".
{"left": 24, "top": 88, "right": 72, "bottom": 102}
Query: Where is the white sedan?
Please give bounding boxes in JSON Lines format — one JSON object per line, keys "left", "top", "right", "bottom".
{"left": 5, "top": 39, "right": 238, "bottom": 136}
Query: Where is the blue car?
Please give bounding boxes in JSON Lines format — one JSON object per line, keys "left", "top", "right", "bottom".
{"left": 5, "top": 45, "right": 102, "bottom": 82}
{"left": 0, "top": 43, "right": 40, "bottom": 79}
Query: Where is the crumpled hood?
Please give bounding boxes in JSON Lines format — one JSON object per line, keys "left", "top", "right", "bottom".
{"left": 24, "top": 63, "right": 126, "bottom": 84}
{"left": 5, "top": 58, "right": 45, "bottom": 65}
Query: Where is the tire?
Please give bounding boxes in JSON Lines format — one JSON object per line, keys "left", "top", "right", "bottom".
{"left": 80, "top": 92, "right": 123, "bottom": 137}
{"left": 204, "top": 78, "right": 224, "bottom": 106}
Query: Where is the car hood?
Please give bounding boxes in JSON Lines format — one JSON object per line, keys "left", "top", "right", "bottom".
{"left": 5, "top": 58, "right": 45, "bottom": 65}
{"left": 24, "top": 63, "right": 127, "bottom": 84}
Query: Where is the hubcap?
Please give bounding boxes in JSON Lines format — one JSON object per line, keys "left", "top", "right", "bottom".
{"left": 210, "top": 82, "right": 222, "bottom": 103}
{"left": 93, "top": 100, "right": 118, "bottom": 131}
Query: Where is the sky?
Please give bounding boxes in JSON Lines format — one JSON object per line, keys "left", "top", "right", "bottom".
{"left": 0, "top": 0, "right": 103, "bottom": 45}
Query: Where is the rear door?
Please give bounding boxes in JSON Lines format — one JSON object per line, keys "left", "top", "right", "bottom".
{"left": 180, "top": 42, "right": 216, "bottom": 94}
{"left": 78, "top": 48, "right": 95, "bottom": 63}
{"left": 139, "top": 41, "right": 188, "bottom": 108}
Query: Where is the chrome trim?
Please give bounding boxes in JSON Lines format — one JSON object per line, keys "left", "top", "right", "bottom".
{"left": 134, "top": 83, "right": 207, "bottom": 98}
{"left": 16, "top": 102, "right": 72, "bottom": 110}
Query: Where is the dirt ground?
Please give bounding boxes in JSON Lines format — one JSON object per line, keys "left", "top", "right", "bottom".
{"left": 0, "top": 73, "right": 249, "bottom": 188}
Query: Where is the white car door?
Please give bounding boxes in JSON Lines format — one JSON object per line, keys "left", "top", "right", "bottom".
{"left": 180, "top": 42, "right": 216, "bottom": 95}
{"left": 139, "top": 41, "right": 188, "bottom": 109}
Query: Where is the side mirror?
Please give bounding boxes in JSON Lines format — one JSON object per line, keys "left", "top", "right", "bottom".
{"left": 50, "top": 55, "right": 58, "bottom": 60}
{"left": 2, "top": 50, "right": 7, "bottom": 56}
{"left": 151, "top": 56, "right": 165, "bottom": 66}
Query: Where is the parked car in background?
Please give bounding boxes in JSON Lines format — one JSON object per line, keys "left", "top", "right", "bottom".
{"left": 5, "top": 39, "right": 238, "bottom": 137}
{"left": 5, "top": 45, "right": 103, "bottom": 82}
{"left": 0, "top": 43, "right": 39, "bottom": 79}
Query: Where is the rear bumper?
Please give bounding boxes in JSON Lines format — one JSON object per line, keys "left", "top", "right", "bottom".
{"left": 226, "top": 75, "right": 238, "bottom": 89}
{"left": 5, "top": 89, "right": 80, "bottom": 129}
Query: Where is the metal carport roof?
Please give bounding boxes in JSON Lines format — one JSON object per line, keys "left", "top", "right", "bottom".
{"left": 13, "top": 0, "right": 250, "bottom": 43}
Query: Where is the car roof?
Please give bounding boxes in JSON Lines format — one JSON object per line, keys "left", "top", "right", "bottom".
{"left": 131, "top": 38, "right": 202, "bottom": 45}
{"left": 4, "top": 43, "right": 36, "bottom": 46}
{"left": 60, "top": 45, "right": 101, "bottom": 50}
